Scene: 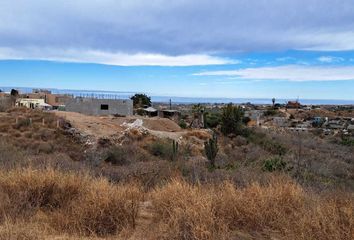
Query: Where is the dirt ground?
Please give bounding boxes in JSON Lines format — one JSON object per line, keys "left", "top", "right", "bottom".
{"left": 54, "top": 111, "right": 198, "bottom": 142}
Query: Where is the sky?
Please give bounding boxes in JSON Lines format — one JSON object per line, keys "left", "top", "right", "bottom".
{"left": 1, "top": 0, "right": 354, "bottom": 100}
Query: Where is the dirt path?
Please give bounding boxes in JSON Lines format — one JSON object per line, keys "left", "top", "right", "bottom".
{"left": 127, "top": 201, "right": 154, "bottom": 240}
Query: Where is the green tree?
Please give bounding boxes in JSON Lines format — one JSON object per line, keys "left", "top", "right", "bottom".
{"left": 130, "top": 93, "right": 151, "bottom": 108}
{"left": 220, "top": 103, "right": 244, "bottom": 136}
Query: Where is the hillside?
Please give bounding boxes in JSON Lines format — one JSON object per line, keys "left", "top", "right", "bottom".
{"left": 0, "top": 108, "right": 353, "bottom": 239}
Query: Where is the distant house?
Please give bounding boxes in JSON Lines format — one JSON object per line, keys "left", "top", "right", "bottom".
{"left": 142, "top": 107, "right": 158, "bottom": 117}
{"left": 46, "top": 94, "right": 72, "bottom": 109}
{"left": 16, "top": 98, "right": 51, "bottom": 109}
{"left": 22, "top": 90, "right": 73, "bottom": 109}
{"left": 244, "top": 110, "right": 263, "bottom": 126}
{"left": 65, "top": 97, "right": 133, "bottom": 116}
{"left": 273, "top": 117, "right": 288, "bottom": 127}
{"left": 159, "top": 109, "right": 181, "bottom": 122}
{"left": 327, "top": 120, "right": 346, "bottom": 130}
{"left": 286, "top": 101, "right": 301, "bottom": 109}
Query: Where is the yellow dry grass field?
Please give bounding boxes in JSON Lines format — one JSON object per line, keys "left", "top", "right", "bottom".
{"left": 0, "top": 168, "right": 352, "bottom": 240}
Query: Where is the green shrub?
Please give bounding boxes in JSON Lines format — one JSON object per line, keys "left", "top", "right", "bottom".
{"left": 179, "top": 120, "right": 187, "bottom": 129}
{"left": 147, "top": 140, "right": 173, "bottom": 160}
{"left": 14, "top": 118, "right": 31, "bottom": 129}
{"left": 104, "top": 146, "right": 130, "bottom": 165}
{"left": 38, "top": 142, "right": 53, "bottom": 154}
{"left": 340, "top": 137, "right": 354, "bottom": 146}
{"left": 205, "top": 112, "right": 221, "bottom": 128}
{"left": 262, "top": 157, "right": 287, "bottom": 172}
{"left": 247, "top": 131, "right": 287, "bottom": 156}
{"left": 262, "top": 139, "right": 287, "bottom": 156}
{"left": 264, "top": 109, "right": 277, "bottom": 116}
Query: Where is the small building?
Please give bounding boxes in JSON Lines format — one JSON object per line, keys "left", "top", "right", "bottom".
{"left": 16, "top": 98, "right": 46, "bottom": 109}
{"left": 45, "top": 94, "right": 72, "bottom": 109}
{"left": 244, "top": 110, "right": 264, "bottom": 126}
{"left": 65, "top": 98, "right": 133, "bottom": 116}
{"left": 21, "top": 90, "right": 72, "bottom": 109}
{"left": 286, "top": 101, "right": 301, "bottom": 109}
{"left": 273, "top": 117, "right": 288, "bottom": 127}
{"left": 142, "top": 107, "right": 158, "bottom": 117}
{"left": 159, "top": 109, "right": 181, "bottom": 122}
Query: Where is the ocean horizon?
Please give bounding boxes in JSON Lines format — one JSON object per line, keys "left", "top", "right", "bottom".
{"left": 1, "top": 86, "right": 354, "bottom": 105}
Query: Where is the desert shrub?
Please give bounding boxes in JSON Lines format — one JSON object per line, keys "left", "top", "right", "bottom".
{"left": 178, "top": 120, "right": 187, "bottom": 129}
{"left": 38, "top": 142, "right": 53, "bottom": 154}
{"left": 23, "top": 131, "right": 32, "bottom": 138}
{"left": 104, "top": 146, "right": 131, "bottom": 166}
{"left": 14, "top": 118, "right": 31, "bottom": 129}
{"left": 0, "top": 140, "right": 26, "bottom": 169}
{"left": 262, "top": 157, "right": 287, "bottom": 172}
{"left": 264, "top": 109, "right": 277, "bottom": 116}
{"left": 147, "top": 139, "right": 174, "bottom": 160}
{"left": 205, "top": 112, "right": 221, "bottom": 129}
{"left": 247, "top": 130, "right": 287, "bottom": 155}
{"left": 340, "top": 137, "right": 354, "bottom": 146}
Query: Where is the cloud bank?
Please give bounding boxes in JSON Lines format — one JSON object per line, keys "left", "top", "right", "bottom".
{"left": 1, "top": 0, "right": 354, "bottom": 65}
{"left": 194, "top": 65, "right": 354, "bottom": 81}
{"left": 0, "top": 47, "right": 233, "bottom": 66}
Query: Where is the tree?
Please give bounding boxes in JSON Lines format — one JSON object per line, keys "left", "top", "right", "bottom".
{"left": 10, "top": 89, "right": 19, "bottom": 96}
{"left": 130, "top": 93, "right": 151, "bottom": 108}
{"left": 272, "top": 98, "right": 276, "bottom": 108}
{"left": 220, "top": 103, "right": 244, "bottom": 136}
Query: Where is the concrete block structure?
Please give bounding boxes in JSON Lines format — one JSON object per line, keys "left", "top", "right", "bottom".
{"left": 16, "top": 98, "right": 46, "bottom": 109}
{"left": 65, "top": 97, "right": 133, "bottom": 116}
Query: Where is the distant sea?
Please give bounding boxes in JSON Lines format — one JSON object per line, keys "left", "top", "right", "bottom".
{"left": 1, "top": 87, "right": 354, "bottom": 105}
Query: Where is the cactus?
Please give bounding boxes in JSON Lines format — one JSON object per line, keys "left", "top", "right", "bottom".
{"left": 204, "top": 133, "right": 218, "bottom": 168}
{"left": 172, "top": 140, "right": 179, "bottom": 161}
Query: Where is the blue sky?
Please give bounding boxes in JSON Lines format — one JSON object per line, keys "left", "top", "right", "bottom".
{"left": 1, "top": 1, "right": 354, "bottom": 100}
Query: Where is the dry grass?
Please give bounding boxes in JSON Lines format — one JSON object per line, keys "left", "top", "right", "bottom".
{"left": 152, "top": 177, "right": 354, "bottom": 240}
{"left": 0, "top": 168, "right": 143, "bottom": 238}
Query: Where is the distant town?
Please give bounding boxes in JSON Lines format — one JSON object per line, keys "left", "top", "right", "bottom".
{"left": 1, "top": 87, "right": 353, "bottom": 140}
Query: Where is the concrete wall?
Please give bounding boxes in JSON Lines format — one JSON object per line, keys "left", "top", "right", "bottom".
{"left": 65, "top": 98, "right": 133, "bottom": 116}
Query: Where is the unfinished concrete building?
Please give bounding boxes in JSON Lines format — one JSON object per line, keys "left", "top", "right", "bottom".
{"left": 65, "top": 98, "right": 133, "bottom": 116}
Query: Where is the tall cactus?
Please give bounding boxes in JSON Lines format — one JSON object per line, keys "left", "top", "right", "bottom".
{"left": 204, "top": 133, "right": 218, "bottom": 168}
{"left": 172, "top": 140, "right": 179, "bottom": 161}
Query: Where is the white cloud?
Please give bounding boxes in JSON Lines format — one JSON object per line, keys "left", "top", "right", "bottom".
{"left": 276, "top": 57, "right": 295, "bottom": 62}
{"left": 194, "top": 65, "right": 354, "bottom": 81}
{"left": 1, "top": 1, "right": 354, "bottom": 54}
{"left": 0, "top": 47, "right": 234, "bottom": 66}
{"left": 318, "top": 56, "right": 344, "bottom": 63}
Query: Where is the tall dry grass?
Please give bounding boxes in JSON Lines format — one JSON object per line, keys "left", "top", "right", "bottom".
{"left": 0, "top": 168, "right": 143, "bottom": 237}
{"left": 152, "top": 177, "right": 354, "bottom": 240}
